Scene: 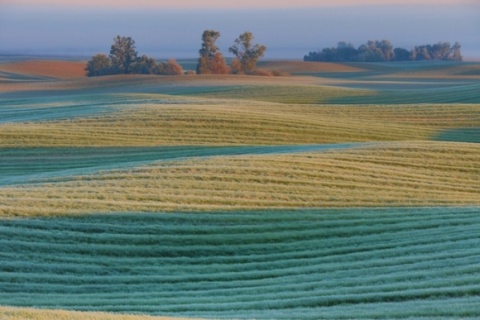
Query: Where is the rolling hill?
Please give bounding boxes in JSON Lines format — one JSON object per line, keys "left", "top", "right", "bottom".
{"left": 0, "top": 58, "right": 479, "bottom": 319}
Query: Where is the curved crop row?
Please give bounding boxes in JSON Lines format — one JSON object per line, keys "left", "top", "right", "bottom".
{"left": 0, "top": 144, "right": 355, "bottom": 186}
{"left": 1, "top": 141, "right": 478, "bottom": 216}
{"left": 0, "top": 208, "right": 479, "bottom": 319}
{"left": 1, "top": 93, "right": 479, "bottom": 147}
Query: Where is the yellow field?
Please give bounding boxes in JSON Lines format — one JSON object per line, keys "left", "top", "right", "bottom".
{"left": 1, "top": 141, "right": 478, "bottom": 217}
{"left": 1, "top": 97, "right": 478, "bottom": 147}
{"left": 0, "top": 307, "right": 198, "bottom": 320}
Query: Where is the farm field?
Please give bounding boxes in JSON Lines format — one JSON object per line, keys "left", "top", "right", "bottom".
{"left": 2, "top": 208, "right": 480, "bottom": 319}
{"left": 0, "top": 58, "right": 479, "bottom": 319}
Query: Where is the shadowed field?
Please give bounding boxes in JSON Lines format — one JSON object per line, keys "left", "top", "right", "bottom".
{"left": 0, "top": 144, "right": 355, "bottom": 186}
{"left": 0, "top": 59, "right": 479, "bottom": 319}
{"left": 1, "top": 208, "right": 480, "bottom": 319}
{"left": 258, "top": 60, "right": 366, "bottom": 74}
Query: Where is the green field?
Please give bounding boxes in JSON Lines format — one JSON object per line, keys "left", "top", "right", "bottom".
{"left": 0, "top": 59, "right": 479, "bottom": 319}
{"left": 1, "top": 208, "right": 480, "bottom": 319}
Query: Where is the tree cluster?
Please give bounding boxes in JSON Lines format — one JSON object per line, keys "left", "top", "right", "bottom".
{"left": 304, "top": 40, "right": 462, "bottom": 63}
{"left": 86, "top": 31, "right": 268, "bottom": 77}
{"left": 85, "top": 36, "right": 183, "bottom": 77}
{"left": 196, "top": 30, "right": 267, "bottom": 75}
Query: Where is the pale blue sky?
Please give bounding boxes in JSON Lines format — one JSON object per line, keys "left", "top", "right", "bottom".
{"left": 5, "top": 0, "right": 477, "bottom": 8}
{"left": 1, "top": 2, "right": 479, "bottom": 59}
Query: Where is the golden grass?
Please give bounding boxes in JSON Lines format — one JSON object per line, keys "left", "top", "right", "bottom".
{"left": 1, "top": 99, "right": 478, "bottom": 147}
{"left": 1, "top": 141, "right": 478, "bottom": 217}
{"left": 0, "top": 307, "right": 199, "bottom": 320}
{"left": 0, "top": 60, "right": 86, "bottom": 79}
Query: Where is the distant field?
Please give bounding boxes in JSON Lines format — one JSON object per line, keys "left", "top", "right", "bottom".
{"left": 0, "top": 58, "right": 479, "bottom": 319}
{"left": 1, "top": 94, "right": 478, "bottom": 147}
{"left": 0, "top": 60, "right": 86, "bottom": 79}
{"left": 258, "top": 60, "right": 366, "bottom": 74}
{"left": 181, "top": 84, "right": 374, "bottom": 104}
{"left": 333, "top": 82, "right": 480, "bottom": 104}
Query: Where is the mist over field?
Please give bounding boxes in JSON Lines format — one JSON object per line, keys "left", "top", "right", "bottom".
{"left": 1, "top": 4, "right": 479, "bottom": 59}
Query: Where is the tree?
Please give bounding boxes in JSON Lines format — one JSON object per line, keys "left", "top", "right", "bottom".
{"left": 305, "top": 40, "right": 463, "bottom": 63}
{"left": 85, "top": 54, "right": 111, "bottom": 77}
{"left": 357, "top": 40, "right": 393, "bottom": 62}
{"left": 229, "top": 31, "right": 267, "bottom": 74}
{"left": 336, "top": 42, "right": 358, "bottom": 62}
{"left": 393, "top": 48, "right": 411, "bottom": 61}
{"left": 377, "top": 40, "right": 394, "bottom": 61}
{"left": 451, "top": 42, "right": 463, "bottom": 61}
{"left": 132, "top": 55, "right": 158, "bottom": 74}
{"left": 413, "top": 45, "right": 432, "bottom": 60}
{"left": 358, "top": 41, "right": 383, "bottom": 62}
{"left": 157, "top": 59, "right": 184, "bottom": 75}
{"left": 431, "top": 42, "right": 451, "bottom": 60}
{"left": 196, "top": 30, "right": 229, "bottom": 74}
{"left": 410, "top": 42, "right": 462, "bottom": 61}
{"left": 109, "top": 35, "right": 138, "bottom": 74}
{"left": 85, "top": 36, "right": 189, "bottom": 77}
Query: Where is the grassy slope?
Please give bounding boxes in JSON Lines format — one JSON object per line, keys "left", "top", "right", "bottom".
{"left": 1, "top": 142, "right": 478, "bottom": 217}
{"left": 1, "top": 96, "right": 479, "bottom": 147}
{"left": 1, "top": 208, "right": 480, "bottom": 319}
{"left": 0, "top": 145, "right": 355, "bottom": 186}
{"left": 1, "top": 59, "right": 480, "bottom": 319}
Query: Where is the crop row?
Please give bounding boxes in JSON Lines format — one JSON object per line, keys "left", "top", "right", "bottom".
{"left": 0, "top": 208, "right": 479, "bottom": 319}
{"left": 1, "top": 94, "right": 479, "bottom": 147}
{"left": 1, "top": 141, "right": 478, "bottom": 216}
{"left": 0, "top": 144, "right": 355, "bottom": 186}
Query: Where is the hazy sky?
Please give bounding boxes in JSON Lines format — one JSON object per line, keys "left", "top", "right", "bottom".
{"left": 1, "top": 0, "right": 479, "bottom": 59}
{"left": 5, "top": 0, "right": 478, "bottom": 8}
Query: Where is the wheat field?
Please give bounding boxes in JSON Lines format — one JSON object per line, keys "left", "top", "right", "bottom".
{"left": 1, "top": 141, "right": 478, "bottom": 217}
{"left": 1, "top": 95, "right": 478, "bottom": 147}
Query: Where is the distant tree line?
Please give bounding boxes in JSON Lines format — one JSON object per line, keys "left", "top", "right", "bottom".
{"left": 86, "top": 31, "right": 271, "bottom": 77}
{"left": 85, "top": 36, "right": 184, "bottom": 76}
{"left": 304, "top": 40, "right": 462, "bottom": 62}
{"left": 196, "top": 30, "right": 267, "bottom": 75}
